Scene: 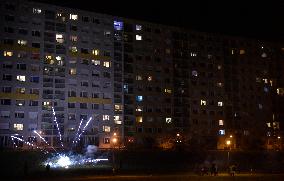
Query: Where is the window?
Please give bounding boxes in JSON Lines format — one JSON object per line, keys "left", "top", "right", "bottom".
{"left": 114, "top": 116, "right": 122, "bottom": 124}
{"left": 240, "top": 49, "right": 245, "bottom": 55}
{"left": 70, "top": 14, "right": 78, "bottom": 20}
{"left": 136, "top": 75, "right": 142, "bottom": 80}
{"left": 103, "top": 126, "right": 110, "bottom": 132}
{"left": 277, "top": 88, "right": 284, "bottom": 96}
{"left": 104, "top": 137, "right": 110, "bottom": 144}
{"left": 18, "top": 28, "right": 28, "bottom": 35}
{"left": 69, "top": 68, "right": 76, "bottom": 75}
{"left": 30, "top": 88, "right": 39, "bottom": 95}
{"left": 218, "top": 129, "right": 225, "bottom": 135}
{"left": 29, "top": 112, "right": 38, "bottom": 119}
{"left": 103, "top": 61, "right": 110, "bottom": 67}
{"left": 91, "top": 60, "right": 100, "bottom": 66}
{"left": 32, "top": 42, "right": 40, "bottom": 48}
{"left": 217, "top": 82, "right": 223, "bottom": 87}
{"left": 136, "top": 24, "right": 142, "bottom": 30}
{"left": 201, "top": 100, "right": 207, "bottom": 106}
{"left": 70, "top": 35, "right": 77, "bottom": 42}
{"left": 29, "top": 100, "right": 38, "bottom": 106}
{"left": 70, "top": 46, "right": 78, "bottom": 53}
{"left": 114, "top": 21, "right": 123, "bottom": 30}
{"left": 166, "top": 117, "right": 172, "bottom": 124}
{"left": 80, "top": 103, "right": 87, "bottom": 109}
{"left": 0, "top": 111, "right": 10, "bottom": 118}
{"left": 147, "top": 76, "right": 152, "bottom": 81}
{"left": 136, "top": 106, "right": 143, "bottom": 112}
{"left": 14, "top": 124, "right": 23, "bottom": 130}
{"left": 104, "top": 31, "right": 111, "bottom": 37}
{"left": 136, "top": 116, "right": 143, "bottom": 123}
{"left": 218, "top": 101, "right": 223, "bottom": 106}
{"left": 68, "top": 102, "right": 75, "bottom": 108}
{"left": 136, "top": 95, "right": 143, "bottom": 102}
{"left": 114, "top": 104, "right": 123, "bottom": 111}
{"left": 3, "top": 74, "right": 12, "bottom": 81}
{"left": 68, "top": 113, "right": 76, "bottom": 120}
{"left": 192, "top": 70, "right": 198, "bottom": 76}
{"left": 15, "top": 112, "right": 24, "bottom": 118}
{"left": 33, "top": 8, "right": 42, "bottom": 14}
{"left": 17, "top": 40, "right": 27, "bottom": 46}
{"left": 80, "top": 91, "right": 88, "bottom": 98}
{"left": 92, "top": 49, "right": 100, "bottom": 55}
{"left": 17, "top": 75, "right": 26, "bottom": 82}
{"left": 30, "top": 76, "right": 39, "bottom": 83}
{"left": 164, "top": 89, "right": 172, "bottom": 94}
{"left": 56, "top": 34, "right": 64, "bottom": 43}
{"left": 136, "top": 35, "right": 142, "bottom": 40}
{"left": 17, "top": 63, "right": 26, "bottom": 70}
{"left": 92, "top": 104, "right": 99, "bottom": 109}
{"left": 1, "top": 99, "right": 11, "bottom": 105}
{"left": 217, "top": 65, "right": 222, "bottom": 70}
{"left": 81, "top": 81, "right": 88, "bottom": 87}
{"left": 219, "top": 120, "right": 224, "bottom": 126}
{"left": 32, "top": 30, "right": 41, "bottom": 37}
{"left": 4, "top": 51, "right": 13, "bottom": 57}
{"left": 16, "top": 87, "right": 25, "bottom": 94}
{"left": 103, "top": 115, "right": 110, "bottom": 121}
{"left": 2, "top": 86, "right": 12, "bottom": 93}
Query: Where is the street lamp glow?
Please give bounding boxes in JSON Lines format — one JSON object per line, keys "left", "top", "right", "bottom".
{"left": 112, "top": 138, "right": 117, "bottom": 144}
{"left": 230, "top": 135, "right": 233, "bottom": 138}
{"left": 113, "top": 132, "right": 117, "bottom": 136}
{"left": 278, "top": 136, "right": 281, "bottom": 139}
{"left": 176, "top": 133, "right": 180, "bottom": 137}
{"left": 226, "top": 140, "right": 231, "bottom": 145}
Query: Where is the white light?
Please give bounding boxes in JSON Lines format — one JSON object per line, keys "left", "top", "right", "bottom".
{"left": 57, "top": 156, "right": 71, "bottom": 168}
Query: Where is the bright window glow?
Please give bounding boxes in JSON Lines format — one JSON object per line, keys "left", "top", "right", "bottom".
{"left": 240, "top": 49, "right": 245, "bottom": 54}
{"left": 114, "top": 21, "right": 123, "bottom": 30}
{"left": 4, "top": 51, "right": 13, "bottom": 57}
{"left": 136, "top": 95, "right": 143, "bottom": 102}
{"left": 103, "top": 115, "right": 110, "bottom": 121}
{"left": 217, "top": 65, "right": 222, "bottom": 70}
{"left": 16, "top": 75, "right": 26, "bottom": 82}
{"left": 103, "top": 126, "right": 110, "bottom": 132}
{"left": 277, "top": 88, "right": 284, "bottom": 96}
{"left": 70, "top": 35, "right": 77, "bottom": 42}
{"left": 70, "top": 46, "right": 77, "bottom": 53}
{"left": 136, "top": 75, "right": 142, "bottom": 80}
{"left": 18, "top": 40, "right": 27, "bottom": 46}
{"left": 92, "top": 49, "right": 100, "bottom": 56}
{"left": 69, "top": 68, "right": 76, "bottom": 75}
{"left": 190, "top": 52, "right": 197, "bottom": 56}
{"left": 147, "top": 76, "right": 152, "bottom": 81}
{"left": 136, "top": 106, "right": 143, "bottom": 112}
{"left": 219, "top": 120, "right": 224, "bottom": 126}
{"left": 166, "top": 117, "right": 172, "bottom": 124}
{"left": 217, "top": 82, "right": 223, "bottom": 87}
{"left": 219, "top": 129, "right": 225, "bottom": 135}
{"left": 164, "top": 89, "right": 172, "bottom": 94}
{"left": 103, "top": 61, "right": 110, "bottom": 67}
{"left": 14, "top": 124, "right": 23, "bottom": 130}
{"left": 56, "top": 34, "right": 64, "bottom": 43}
{"left": 200, "top": 100, "right": 206, "bottom": 106}
{"left": 70, "top": 14, "right": 78, "bottom": 20}
{"left": 136, "top": 116, "right": 143, "bottom": 123}
{"left": 136, "top": 25, "right": 142, "bottom": 30}
{"left": 136, "top": 35, "right": 142, "bottom": 40}
{"left": 114, "top": 104, "right": 123, "bottom": 111}
{"left": 91, "top": 60, "right": 100, "bottom": 66}
{"left": 218, "top": 101, "right": 223, "bottom": 106}
{"left": 33, "top": 8, "right": 41, "bottom": 14}
{"left": 267, "top": 122, "right": 271, "bottom": 127}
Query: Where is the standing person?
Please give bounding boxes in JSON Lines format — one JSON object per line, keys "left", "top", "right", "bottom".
{"left": 45, "top": 163, "right": 50, "bottom": 172}
{"left": 214, "top": 164, "right": 218, "bottom": 176}
{"left": 210, "top": 163, "right": 215, "bottom": 176}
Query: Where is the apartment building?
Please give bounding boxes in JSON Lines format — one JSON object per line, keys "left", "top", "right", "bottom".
{"left": 0, "top": 0, "right": 283, "bottom": 150}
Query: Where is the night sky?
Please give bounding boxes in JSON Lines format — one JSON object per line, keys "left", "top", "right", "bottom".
{"left": 32, "top": 0, "right": 284, "bottom": 42}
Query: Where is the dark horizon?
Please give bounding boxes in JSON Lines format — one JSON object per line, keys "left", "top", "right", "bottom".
{"left": 31, "top": 0, "right": 284, "bottom": 42}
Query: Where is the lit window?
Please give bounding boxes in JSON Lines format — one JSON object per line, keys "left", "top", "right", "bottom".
{"left": 164, "top": 89, "right": 172, "bottom": 94}
{"left": 56, "top": 34, "right": 64, "bottom": 43}
{"left": 136, "top": 35, "right": 142, "bottom": 40}
{"left": 218, "top": 101, "right": 223, "bottom": 106}
{"left": 103, "top": 115, "right": 110, "bottom": 121}
{"left": 136, "top": 95, "right": 143, "bottom": 102}
{"left": 4, "top": 51, "right": 13, "bottom": 57}
{"left": 136, "top": 75, "right": 142, "bottom": 80}
{"left": 267, "top": 122, "right": 271, "bottom": 127}
{"left": 219, "top": 120, "right": 224, "bottom": 126}
{"left": 219, "top": 129, "right": 225, "bottom": 135}
{"left": 277, "top": 88, "right": 284, "bottom": 96}
{"left": 14, "top": 124, "right": 23, "bottom": 130}
{"left": 258, "top": 104, "right": 263, "bottom": 109}
{"left": 201, "top": 100, "right": 207, "bottom": 106}
{"left": 165, "top": 49, "right": 171, "bottom": 54}
{"left": 217, "top": 65, "right": 222, "bottom": 70}
{"left": 16, "top": 87, "right": 25, "bottom": 94}
{"left": 147, "top": 76, "right": 152, "bottom": 81}
{"left": 136, "top": 25, "right": 142, "bottom": 30}
{"left": 114, "top": 104, "right": 123, "bottom": 111}
{"left": 92, "top": 49, "right": 100, "bottom": 56}
{"left": 103, "top": 61, "right": 110, "bottom": 67}
{"left": 114, "top": 115, "right": 122, "bottom": 124}
{"left": 69, "top": 68, "right": 76, "bottom": 75}
{"left": 16, "top": 75, "right": 26, "bottom": 82}
{"left": 217, "top": 82, "right": 223, "bottom": 87}
{"left": 231, "top": 49, "right": 234, "bottom": 55}
{"left": 70, "top": 46, "right": 78, "bottom": 53}
{"left": 240, "top": 49, "right": 245, "bottom": 54}
{"left": 103, "top": 126, "right": 110, "bottom": 132}
{"left": 70, "top": 14, "right": 78, "bottom": 20}
{"left": 32, "top": 8, "right": 41, "bottom": 14}
{"left": 136, "top": 116, "right": 143, "bottom": 123}
{"left": 261, "top": 52, "right": 267, "bottom": 58}
{"left": 91, "top": 60, "right": 100, "bottom": 66}
{"left": 70, "top": 35, "right": 77, "bottom": 42}
{"left": 17, "top": 40, "right": 27, "bottom": 46}
{"left": 114, "top": 21, "right": 123, "bottom": 30}
{"left": 136, "top": 106, "right": 143, "bottom": 112}
{"left": 16, "top": 100, "right": 25, "bottom": 106}
{"left": 190, "top": 52, "right": 197, "bottom": 56}
{"left": 192, "top": 70, "right": 198, "bottom": 76}
{"left": 166, "top": 117, "right": 172, "bottom": 124}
